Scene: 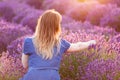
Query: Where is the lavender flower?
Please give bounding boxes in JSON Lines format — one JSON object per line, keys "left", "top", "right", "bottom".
{"left": 23, "top": 0, "right": 44, "bottom": 9}
{"left": 100, "top": 8, "right": 120, "bottom": 32}
{"left": 20, "top": 9, "right": 43, "bottom": 31}
{"left": 0, "top": 2, "right": 15, "bottom": 21}
{"left": 65, "top": 2, "right": 99, "bottom": 21}
{"left": 42, "top": 0, "right": 77, "bottom": 14}
{"left": 0, "top": 20, "right": 33, "bottom": 54}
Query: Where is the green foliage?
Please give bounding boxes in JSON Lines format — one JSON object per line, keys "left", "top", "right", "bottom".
{"left": 60, "top": 53, "right": 87, "bottom": 80}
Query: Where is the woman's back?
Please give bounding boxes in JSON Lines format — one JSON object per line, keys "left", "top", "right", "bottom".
{"left": 20, "top": 37, "right": 70, "bottom": 80}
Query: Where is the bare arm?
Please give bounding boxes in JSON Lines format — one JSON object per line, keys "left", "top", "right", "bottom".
{"left": 66, "top": 40, "right": 96, "bottom": 53}
{"left": 22, "top": 54, "right": 29, "bottom": 69}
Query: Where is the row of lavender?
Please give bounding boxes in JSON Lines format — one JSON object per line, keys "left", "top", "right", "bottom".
{"left": 0, "top": 0, "right": 120, "bottom": 32}
{"left": 0, "top": 19, "right": 120, "bottom": 79}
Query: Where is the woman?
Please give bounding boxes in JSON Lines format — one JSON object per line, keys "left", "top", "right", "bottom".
{"left": 20, "top": 10, "right": 96, "bottom": 80}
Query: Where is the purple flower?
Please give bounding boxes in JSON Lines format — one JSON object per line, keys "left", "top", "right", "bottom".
{"left": 0, "top": 20, "right": 33, "bottom": 54}
{"left": 100, "top": 7, "right": 120, "bottom": 32}
{"left": 0, "top": 2, "right": 15, "bottom": 21}
{"left": 23, "top": 0, "right": 44, "bottom": 9}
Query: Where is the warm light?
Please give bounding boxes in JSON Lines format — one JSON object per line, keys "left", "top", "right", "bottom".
{"left": 78, "top": 0, "right": 86, "bottom": 2}
{"left": 78, "top": 0, "right": 99, "bottom": 3}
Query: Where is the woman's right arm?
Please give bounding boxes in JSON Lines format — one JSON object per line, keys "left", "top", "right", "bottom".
{"left": 66, "top": 40, "right": 96, "bottom": 53}
{"left": 22, "top": 53, "right": 29, "bottom": 69}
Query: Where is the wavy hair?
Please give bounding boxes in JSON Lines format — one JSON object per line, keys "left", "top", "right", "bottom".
{"left": 32, "top": 10, "right": 62, "bottom": 59}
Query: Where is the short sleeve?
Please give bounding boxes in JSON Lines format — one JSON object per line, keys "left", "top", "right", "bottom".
{"left": 60, "top": 39, "right": 70, "bottom": 54}
{"left": 22, "top": 38, "right": 33, "bottom": 55}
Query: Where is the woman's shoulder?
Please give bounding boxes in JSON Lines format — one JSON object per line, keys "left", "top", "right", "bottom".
{"left": 60, "top": 38, "right": 70, "bottom": 47}
{"left": 23, "top": 37, "right": 34, "bottom": 54}
{"left": 60, "top": 39, "right": 70, "bottom": 44}
{"left": 24, "top": 37, "right": 33, "bottom": 42}
{"left": 23, "top": 37, "right": 34, "bottom": 47}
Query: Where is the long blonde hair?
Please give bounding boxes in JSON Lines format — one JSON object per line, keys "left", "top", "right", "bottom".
{"left": 32, "top": 10, "right": 62, "bottom": 59}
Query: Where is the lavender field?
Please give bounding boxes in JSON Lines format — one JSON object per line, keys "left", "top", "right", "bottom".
{"left": 0, "top": 0, "right": 120, "bottom": 80}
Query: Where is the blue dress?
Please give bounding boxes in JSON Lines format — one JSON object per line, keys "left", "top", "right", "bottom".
{"left": 20, "top": 37, "right": 70, "bottom": 80}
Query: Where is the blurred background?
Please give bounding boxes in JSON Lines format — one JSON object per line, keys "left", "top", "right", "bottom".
{"left": 0, "top": 0, "right": 120, "bottom": 80}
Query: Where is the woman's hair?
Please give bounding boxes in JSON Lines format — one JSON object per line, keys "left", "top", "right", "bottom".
{"left": 32, "top": 10, "right": 62, "bottom": 59}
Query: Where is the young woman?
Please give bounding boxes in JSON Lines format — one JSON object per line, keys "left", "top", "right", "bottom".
{"left": 20, "top": 10, "right": 96, "bottom": 80}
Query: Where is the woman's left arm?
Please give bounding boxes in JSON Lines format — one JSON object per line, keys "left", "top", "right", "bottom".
{"left": 22, "top": 53, "right": 29, "bottom": 69}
